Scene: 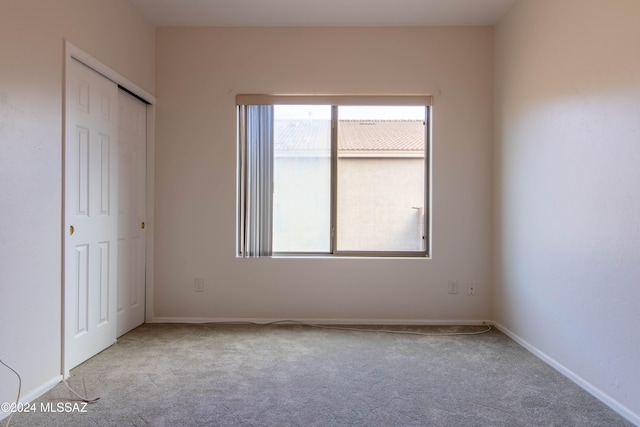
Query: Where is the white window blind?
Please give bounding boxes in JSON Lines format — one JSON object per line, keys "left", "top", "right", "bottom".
{"left": 237, "top": 105, "right": 274, "bottom": 257}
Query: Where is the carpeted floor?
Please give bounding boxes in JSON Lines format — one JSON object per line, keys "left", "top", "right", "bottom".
{"left": 6, "top": 323, "right": 634, "bottom": 426}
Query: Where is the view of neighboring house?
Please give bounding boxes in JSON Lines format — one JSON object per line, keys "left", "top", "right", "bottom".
{"left": 273, "top": 118, "right": 426, "bottom": 253}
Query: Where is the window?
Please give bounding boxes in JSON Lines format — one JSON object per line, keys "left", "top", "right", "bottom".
{"left": 237, "top": 95, "right": 431, "bottom": 257}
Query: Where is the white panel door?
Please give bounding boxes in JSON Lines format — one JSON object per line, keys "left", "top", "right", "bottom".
{"left": 65, "top": 59, "right": 119, "bottom": 370}
{"left": 117, "top": 89, "right": 147, "bottom": 337}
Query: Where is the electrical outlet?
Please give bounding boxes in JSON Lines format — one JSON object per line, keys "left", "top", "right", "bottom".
{"left": 448, "top": 280, "right": 458, "bottom": 294}
{"left": 194, "top": 278, "right": 205, "bottom": 292}
{"left": 468, "top": 282, "right": 477, "bottom": 296}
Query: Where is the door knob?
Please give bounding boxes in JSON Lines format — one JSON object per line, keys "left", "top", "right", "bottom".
{"left": 70, "top": 225, "right": 75, "bottom": 236}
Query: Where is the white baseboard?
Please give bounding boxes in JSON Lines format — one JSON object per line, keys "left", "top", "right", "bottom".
{"left": 0, "top": 374, "right": 62, "bottom": 421}
{"left": 151, "top": 317, "right": 488, "bottom": 326}
{"left": 488, "top": 321, "right": 639, "bottom": 426}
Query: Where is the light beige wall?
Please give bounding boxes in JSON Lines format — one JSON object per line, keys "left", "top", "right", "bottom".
{"left": 154, "top": 27, "right": 493, "bottom": 321}
{"left": 0, "top": 0, "right": 154, "bottom": 410}
{"left": 494, "top": 0, "right": 640, "bottom": 422}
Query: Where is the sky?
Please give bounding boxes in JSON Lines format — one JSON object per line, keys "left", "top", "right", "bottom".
{"left": 274, "top": 105, "right": 426, "bottom": 121}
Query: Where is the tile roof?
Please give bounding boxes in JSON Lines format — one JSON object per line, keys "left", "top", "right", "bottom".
{"left": 274, "top": 120, "right": 331, "bottom": 151}
{"left": 274, "top": 120, "right": 424, "bottom": 152}
{"left": 339, "top": 120, "right": 424, "bottom": 152}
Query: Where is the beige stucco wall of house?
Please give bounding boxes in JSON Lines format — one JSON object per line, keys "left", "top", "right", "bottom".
{"left": 273, "top": 156, "right": 425, "bottom": 253}
{"left": 337, "top": 157, "right": 425, "bottom": 252}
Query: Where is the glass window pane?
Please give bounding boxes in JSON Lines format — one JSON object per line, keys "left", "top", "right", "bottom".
{"left": 272, "top": 105, "right": 332, "bottom": 252}
{"left": 337, "top": 106, "right": 426, "bottom": 252}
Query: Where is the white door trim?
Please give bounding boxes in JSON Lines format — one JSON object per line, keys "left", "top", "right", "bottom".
{"left": 63, "top": 41, "right": 155, "bottom": 376}
{"left": 66, "top": 42, "right": 156, "bottom": 104}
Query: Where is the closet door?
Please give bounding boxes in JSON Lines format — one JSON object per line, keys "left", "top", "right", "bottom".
{"left": 117, "top": 89, "right": 147, "bottom": 337}
{"left": 64, "top": 58, "right": 119, "bottom": 369}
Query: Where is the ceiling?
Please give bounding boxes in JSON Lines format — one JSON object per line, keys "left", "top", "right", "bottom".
{"left": 129, "top": 0, "right": 518, "bottom": 27}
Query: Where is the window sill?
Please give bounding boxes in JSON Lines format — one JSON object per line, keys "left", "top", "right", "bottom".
{"left": 270, "top": 254, "right": 431, "bottom": 260}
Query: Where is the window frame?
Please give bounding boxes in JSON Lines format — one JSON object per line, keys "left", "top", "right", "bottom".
{"left": 237, "top": 95, "right": 432, "bottom": 258}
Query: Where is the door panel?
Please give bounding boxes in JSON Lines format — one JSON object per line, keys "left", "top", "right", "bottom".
{"left": 116, "top": 89, "right": 147, "bottom": 337}
{"left": 65, "top": 59, "right": 119, "bottom": 370}
{"left": 73, "top": 244, "right": 89, "bottom": 335}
